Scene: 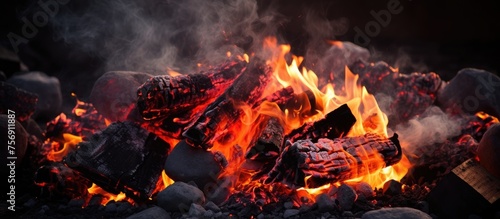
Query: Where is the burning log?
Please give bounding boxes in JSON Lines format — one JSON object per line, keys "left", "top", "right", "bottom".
{"left": 286, "top": 104, "right": 356, "bottom": 143}
{"left": 265, "top": 133, "right": 402, "bottom": 188}
{"left": 137, "top": 59, "right": 247, "bottom": 120}
{"left": 183, "top": 59, "right": 273, "bottom": 149}
{"left": 0, "top": 81, "right": 38, "bottom": 122}
{"left": 34, "top": 162, "right": 91, "bottom": 199}
{"left": 246, "top": 117, "right": 285, "bottom": 160}
{"left": 64, "top": 121, "right": 170, "bottom": 201}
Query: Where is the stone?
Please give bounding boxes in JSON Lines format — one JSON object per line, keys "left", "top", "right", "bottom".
{"left": 204, "top": 201, "right": 221, "bottom": 212}
{"left": 164, "top": 140, "right": 224, "bottom": 191}
{"left": 7, "top": 71, "right": 62, "bottom": 122}
{"left": 126, "top": 206, "right": 171, "bottom": 219}
{"left": 89, "top": 71, "right": 152, "bottom": 122}
{"left": 21, "top": 118, "right": 43, "bottom": 139}
{"left": 477, "top": 123, "right": 500, "bottom": 178}
{"left": 283, "top": 209, "right": 300, "bottom": 218}
{"left": 0, "top": 114, "right": 28, "bottom": 174}
{"left": 382, "top": 180, "right": 402, "bottom": 196}
{"left": 336, "top": 184, "right": 357, "bottom": 210}
{"left": 157, "top": 181, "right": 205, "bottom": 212}
{"left": 355, "top": 182, "right": 375, "bottom": 198}
{"left": 437, "top": 68, "right": 500, "bottom": 118}
{"left": 361, "top": 207, "right": 432, "bottom": 219}
{"left": 188, "top": 203, "right": 206, "bottom": 217}
{"left": 315, "top": 193, "right": 336, "bottom": 212}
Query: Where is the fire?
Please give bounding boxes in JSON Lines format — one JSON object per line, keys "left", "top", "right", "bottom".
{"left": 46, "top": 133, "right": 83, "bottom": 162}
{"left": 86, "top": 184, "right": 133, "bottom": 206}
{"left": 212, "top": 37, "right": 410, "bottom": 196}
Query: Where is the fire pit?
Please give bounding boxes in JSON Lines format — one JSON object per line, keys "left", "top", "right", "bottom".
{"left": 2, "top": 0, "right": 500, "bottom": 219}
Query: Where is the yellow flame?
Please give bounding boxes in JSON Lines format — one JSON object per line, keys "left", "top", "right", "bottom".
{"left": 47, "top": 133, "right": 83, "bottom": 162}
{"left": 87, "top": 184, "right": 131, "bottom": 206}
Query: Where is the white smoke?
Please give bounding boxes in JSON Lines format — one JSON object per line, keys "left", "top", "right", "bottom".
{"left": 394, "top": 106, "right": 463, "bottom": 158}
{"left": 50, "top": 0, "right": 283, "bottom": 74}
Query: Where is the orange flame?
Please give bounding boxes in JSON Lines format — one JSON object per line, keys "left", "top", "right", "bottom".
{"left": 86, "top": 184, "right": 133, "bottom": 206}
{"left": 211, "top": 37, "right": 410, "bottom": 196}
{"left": 46, "top": 134, "right": 83, "bottom": 162}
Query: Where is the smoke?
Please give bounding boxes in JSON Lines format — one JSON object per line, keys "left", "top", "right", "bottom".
{"left": 51, "top": 0, "right": 284, "bottom": 74}
{"left": 393, "top": 106, "right": 463, "bottom": 159}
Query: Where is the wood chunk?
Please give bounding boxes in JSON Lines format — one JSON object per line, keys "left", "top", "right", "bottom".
{"left": 64, "top": 122, "right": 170, "bottom": 201}
{"left": 286, "top": 104, "right": 356, "bottom": 143}
{"left": 183, "top": 60, "right": 273, "bottom": 149}
{"left": 137, "top": 59, "right": 247, "bottom": 120}
{"left": 266, "top": 133, "right": 402, "bottom": 188}
{"left": 0, "top": 81, "right": 38, "bottom": 122}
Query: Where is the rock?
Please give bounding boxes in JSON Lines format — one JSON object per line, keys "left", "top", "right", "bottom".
{"left": 204, "top": 209, "right": 215, "bottom": 218}
{"left": 437, "top": 68, "right": 500, "bottom": 118}
{"left": 164, "top": 140, "right": 224, "bottom": 191}
{"left": 188, "top": 203, "right": 206, "bottom": 217}
{"left": 382, "top": 180, "right": 402, "bottom": 196}
{"left": 355, "top": 182, "right": 375, "bottom": 198}
{"left": 126, "top": 206, "right": 171, "bottom": 219}
{"left": 0, "top": 114, "right": 28, "bottom": 174}
{"left": 7, "top": 71, "right": 62, "bottom": 122}
{"left": 477, "top": 123, "right": 500, "bottom": 178}
{"left": 284, "top": 201, "right": 294, "bottom": 209}
{"left": 361, "top": 207, "right": 432, "bottom": 219}
{"left": 336, "top": 184, "right": 357, "bottom": 210}
{"left": 315, "top": 193, "right": 336, "bottom": 212}
{"left": 283, "top": 209, "right": 300, "bottom": 218}
{"left": 89, "top": 71, "right": 152, "bottom": 122}
{"left": 21, "top": 118, "right": 43, "bottom": 138}
{"left": 157, "top": 181, "right": 205, "bottom": 212}
{"left": 204, "top": 201, "right": 221, "bottom": 212}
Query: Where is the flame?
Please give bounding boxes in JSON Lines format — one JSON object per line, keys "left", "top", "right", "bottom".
{"left": 211, "top": 37, "right": 410, "bottom": 196}
{"left": 46, "top": 134, "right": 83, "bottom": 162}
{"left": 86, "top": 184, "right": 133, "bottom": 206}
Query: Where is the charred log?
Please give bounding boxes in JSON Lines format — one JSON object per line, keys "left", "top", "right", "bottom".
{"left": 350, "top": 60, "right": 444, "bottom": 125}
{"left": 246, "top": 117, "right": 285, "bottom": 160}
{"left": 286, "top": 104, "right": 356, "bottom": 143}
{"left": 34, "top": 162, "right": 91, "bottom": 199}
{"left": 183, "top": 60, "right": 273, "bottom": 149}
{"left": 137, "top": 59, "right": 247, "bottom": 120}
{"left": 64, "top": 122, "right": 170, "bottom": 201}
{"left": 0, "top": 81, "right": 38, "bottom": 122}
{"left": 266, "top": 133, "right": 402, "bottom": 188}
{"left": 252, "top": 86, "right": 295, "bottom": 109}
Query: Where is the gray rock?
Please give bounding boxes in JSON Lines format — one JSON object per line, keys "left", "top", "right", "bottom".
{"left": 157, "top": 181, "right": 205, "bottom": 212}
{"left": 126, "top": 206, "right": 171, "bottom": 219}
{"left": 7, "top": 71, "right": 62, "bottom": 122}
{"left": 437, "top": 68, "right": 500, "bottom": 118}
{"left": 361, "top": 207, "right": 432, "bottom": 219}
{"left": 188, "top": 203, "right": 206, "bottom": 217}
{"left": 355, "top": 182, "right": 375, "bottom": 198}
{"left": 383, "top": 180, "right": 402, "bottom": 196}
{"left": 164, "top": 140, "right": 224, "bottom": 191}
{"left": 336, "top": 184, "right": 357, "bottom": 210}
{"left": 283, "top": 209, "right": 300, "bottom": 218}
{"left": 0, "top": 114, "right": 28, "bottom": 172}
{"left": 315, "top": 193, "right": 336, "bottom": 212}
{"left": 89, "top": 71, "right": 152, "bottom": 122}
{"left": 284, "top": 201, "right": 294, "bottom": 209}
{"left": 204, "top": 201, "right": 220, "bottom": 212}
{"left": 21, "top": 118, "right": 43, "bottom": 139}
{"left": 203, "top": 209, "right": 214, "bottom": 218}
{"left": 477, "top": 123, "right": 500, "bottom": 178}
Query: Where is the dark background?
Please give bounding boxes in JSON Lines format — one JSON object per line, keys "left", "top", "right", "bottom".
{"left": 1, "top": 0, "right": 499, "bottom": 107}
